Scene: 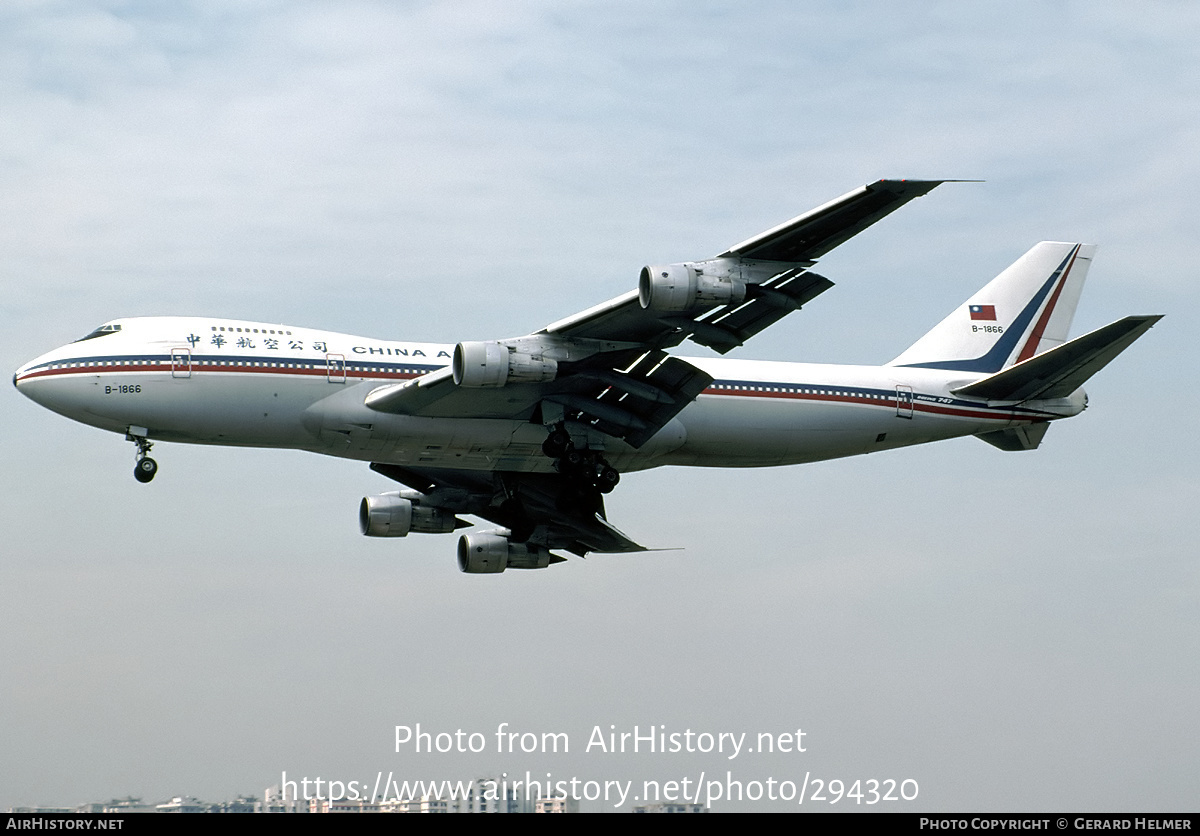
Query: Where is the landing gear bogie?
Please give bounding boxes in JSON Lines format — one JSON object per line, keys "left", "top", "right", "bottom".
{"left": 542, "top": 424, "right": 621, "bottom": 495}
{"left": 541, "top": 427, "right": 571, "bottom": 458}
{"left": 597, "top": 465, "right": 620, "bottom": 493}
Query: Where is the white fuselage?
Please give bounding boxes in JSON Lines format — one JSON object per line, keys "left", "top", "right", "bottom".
{"left": 14, "top": 316, "right": 1084, "bottom": 474}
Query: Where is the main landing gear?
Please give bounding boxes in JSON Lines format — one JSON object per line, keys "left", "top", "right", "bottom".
{"left": 542, "top": 425, "right": 620, "bottom": 494}
{"left": 126, "top": 429, "right": 158, "bottom": 483}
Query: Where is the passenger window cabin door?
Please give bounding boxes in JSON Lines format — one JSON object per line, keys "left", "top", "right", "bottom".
{"left": 326, "top": 353, "right": 346, "bottom": 383}
{"left": 171, "top": 348, "right": 191, "bottom": 379}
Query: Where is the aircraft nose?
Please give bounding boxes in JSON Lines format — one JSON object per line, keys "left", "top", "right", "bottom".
{"left": 13, "top": 359, "right": 34, "bottom": 390}
{"left": 13, "top": 352, "right": 64, "bottom": 407}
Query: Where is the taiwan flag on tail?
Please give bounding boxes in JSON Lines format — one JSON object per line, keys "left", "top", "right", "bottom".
{"left": 969, "top": 304, "right": 997, "bottom": 321}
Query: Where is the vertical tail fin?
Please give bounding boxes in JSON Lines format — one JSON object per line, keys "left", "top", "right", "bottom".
{"left": 888, "top": 242, "right": 1095, "bottom": 373}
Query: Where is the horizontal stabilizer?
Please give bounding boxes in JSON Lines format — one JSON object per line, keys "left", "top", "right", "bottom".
{"left": 952, "top": 315, "right": 1162, "bottom": 401}
{"left": 975, "top": 422, "right": 1050, "bottom": 451}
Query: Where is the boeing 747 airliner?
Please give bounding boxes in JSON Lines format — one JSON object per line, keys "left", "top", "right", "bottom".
{"left": 14, "top": 180, "right": 1161, "bottom": 572}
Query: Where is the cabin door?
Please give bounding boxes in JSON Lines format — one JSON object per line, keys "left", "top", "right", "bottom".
{"left": 171, "top": 348, "right": 191, "bottom": 379}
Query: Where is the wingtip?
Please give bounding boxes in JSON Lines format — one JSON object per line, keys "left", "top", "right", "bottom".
{"left": 874, "top": 178, "right": 984, "bottom": 187}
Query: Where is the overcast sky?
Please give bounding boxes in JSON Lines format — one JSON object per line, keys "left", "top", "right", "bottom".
{"left": 2, "top": 1, "right": 1196, "bottom": 812}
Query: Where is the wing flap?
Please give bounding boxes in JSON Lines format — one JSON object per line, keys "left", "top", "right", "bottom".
{"left": 553, "top": 351, "right": 713, "bottom": 447}
{"left": 542, "top": 270, "right": 835, "bottom": 355}
{"left": 688, "top": 269, "right": 835, "bottom": 353}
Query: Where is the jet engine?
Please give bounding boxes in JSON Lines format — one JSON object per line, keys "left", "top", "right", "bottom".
{"left": 452, "top": 341, "right": 558, "bottom": 388}
{"left": 638, "top": 263, "right": 746, "bottom": 312}
{"left": 456, "top": 532, "right": 551, "bottom": 573}
{"left": 359, "top": 493, "right": 461, "bottom": 537}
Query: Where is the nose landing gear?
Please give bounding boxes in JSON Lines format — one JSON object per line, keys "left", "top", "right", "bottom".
{"left": 134, "top": 456, "right": 158, "bottom": 483}
{"left": 126, "top": 428, "right": 158, "bottom": 483}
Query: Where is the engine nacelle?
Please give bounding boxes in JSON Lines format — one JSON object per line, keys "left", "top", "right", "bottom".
{"left": 410, "top": 505, "right": 461, "bottom": 534}
{"left": 457, "top": 532, "right": 551, "bottom": 573}
{"left": 360, "top": 492, "right": 463, "bottom": 537}
{"left": 452, "top": 341, "right": 557, "bottom": 388}
{"left": 359, "top": 494, "right": 413, "bottom": 537}
{"left": 638, "top": 263, "right": 746, "bottom": 312}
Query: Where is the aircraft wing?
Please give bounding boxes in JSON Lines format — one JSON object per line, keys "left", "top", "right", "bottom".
{"left": 370, "top": 463, "right": 647, "bottom": 555}
{"left": 539, "top": 270, "right": 833, "bottom": 354}
{"left": 366, "top": 179, "right": 942, "bottom": 451}
{"left": 364, "top": 346, "right": 712, "bottom": 449}
{"left": 542, "top": 179, "right": 944, "bottom": 353}
{"left": 716, "top": 178, "right": 944, "bottom": 261}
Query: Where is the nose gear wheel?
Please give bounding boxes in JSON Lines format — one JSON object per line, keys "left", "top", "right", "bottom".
{"left": 126, "top": 430, "right": 158, "bottom": 483}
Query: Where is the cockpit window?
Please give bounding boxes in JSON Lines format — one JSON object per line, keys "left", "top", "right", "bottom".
{"left": 74, "top": 323, "right": 122, "bottom": 342}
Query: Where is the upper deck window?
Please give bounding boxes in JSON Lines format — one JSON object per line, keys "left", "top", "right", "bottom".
{"left": 74, "top": 323, "right": 123, "bottom": 342}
